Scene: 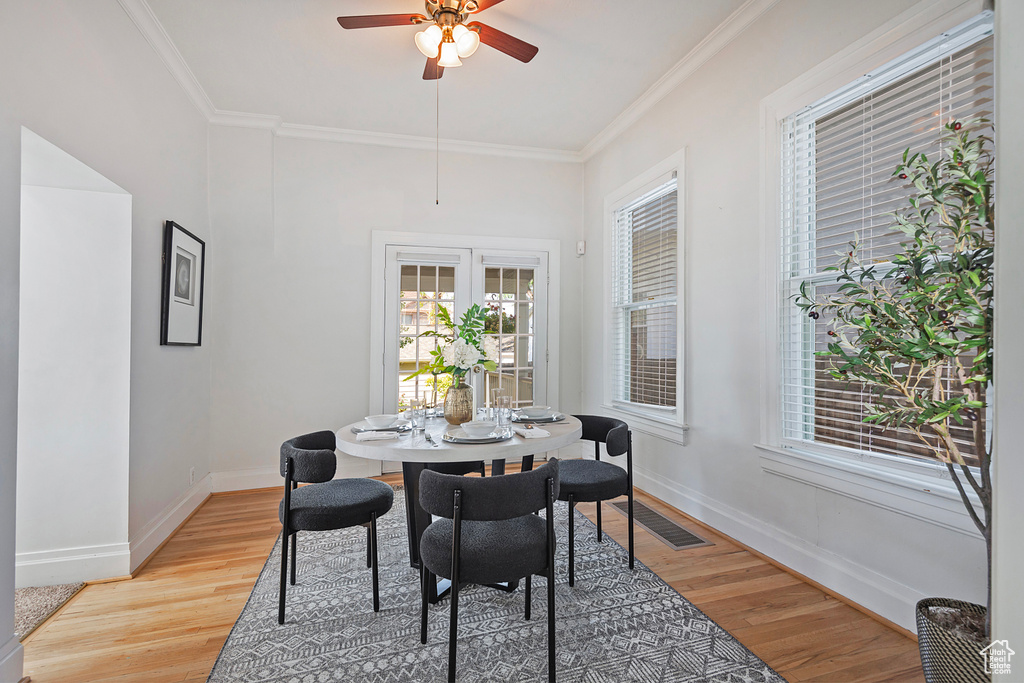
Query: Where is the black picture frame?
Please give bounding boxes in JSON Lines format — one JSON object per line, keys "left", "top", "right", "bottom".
{"left": 160, "top": 220, "right": 206, "bottom": 346}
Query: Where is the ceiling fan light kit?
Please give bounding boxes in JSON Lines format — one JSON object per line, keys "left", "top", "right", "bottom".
{"left": 437, "top": 39, "right": 463, "bottom": 68}
{"left": 338, "top": 0, "right": 536, "bottom": 80}
{"left": 452, "top": 24, "right": 480, "bottom": 58}
{"left": 414, "top": 24, "right": 443, "bottom": 58}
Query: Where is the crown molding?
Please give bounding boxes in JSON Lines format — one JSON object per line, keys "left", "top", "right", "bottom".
{"left": 117, "top": 0, "right": 581, "bottom": 163}
{"left": 208, "top": 110, "right": 282, "bottom": 130}
{"left": 121, "top": 0, "right": 773, "bottom": 164}
{"left": 117, "top": 0, "right": 216, "bottom": 119}
{"left": 579, "top": 0, "right": 781, "bottom": 162}
{"left": 273, "top": 123, "right": 581, "bottom": 162}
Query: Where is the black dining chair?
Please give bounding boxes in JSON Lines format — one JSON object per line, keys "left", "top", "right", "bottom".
{"left": 418, "top": 460, "right": 559, "bottom": 683}
{"left": 559, "top": 415, "right": 633, "bottom": 586}
{"left": 278, "top": 430, "right": 394, "bottom": 624}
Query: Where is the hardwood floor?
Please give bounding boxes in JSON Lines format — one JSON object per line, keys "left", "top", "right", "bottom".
{"left": 21, "top": 471, "right": 924, "bottom": 682}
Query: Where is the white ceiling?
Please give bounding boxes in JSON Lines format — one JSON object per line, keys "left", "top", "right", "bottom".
{"left": 144, "top": 0, "right": 747, "bottom": 153}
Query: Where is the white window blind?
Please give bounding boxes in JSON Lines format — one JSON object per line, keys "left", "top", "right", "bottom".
{"left": 779, "top": 14, "right": 993, "bottom": 464}
{"left": 611, "top": 175, "right": 678, "bottom": 411}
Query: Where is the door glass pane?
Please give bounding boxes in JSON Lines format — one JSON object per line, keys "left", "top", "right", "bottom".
{"left": 398, "top": 265, "right": 456, "bottom": 410}
{"left": 483, "top": 267, "right": 535, "bottom": 408}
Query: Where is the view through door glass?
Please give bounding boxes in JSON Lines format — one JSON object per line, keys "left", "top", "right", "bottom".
{"left": 398, "top": 264, "right": 456, "bottom": 410}
{"left": 482, "top": 267, "right": 535, "bottom": 409}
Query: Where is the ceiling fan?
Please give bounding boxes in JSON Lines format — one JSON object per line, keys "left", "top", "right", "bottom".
{"left": 337, "top": 0, "right": 538, "bottom": 80}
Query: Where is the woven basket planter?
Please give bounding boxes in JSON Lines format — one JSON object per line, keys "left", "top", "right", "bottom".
{"left": 916, "top": 598, "right": 988, "bottom": 683}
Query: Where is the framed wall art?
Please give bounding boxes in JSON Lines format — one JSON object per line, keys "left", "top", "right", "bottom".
{"left": 160, "top": 220, "right": 206, "bottom": 346}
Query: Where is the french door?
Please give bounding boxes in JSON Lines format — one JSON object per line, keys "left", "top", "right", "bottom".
{"left": 380, "top": 245, "right": 550, "bottom": 471}
{"left": 382, "top": 246, "right": 473, "bottom": 413}
{"left": 474, "top": 251, "right": 548, "bottom": 411}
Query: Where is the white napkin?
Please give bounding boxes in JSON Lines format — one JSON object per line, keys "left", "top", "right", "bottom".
{"left": 356, "top": 431, "right": 401, "bottom": 442}
{"left": 513, "top": 426, "right": 550, "bottom": 439}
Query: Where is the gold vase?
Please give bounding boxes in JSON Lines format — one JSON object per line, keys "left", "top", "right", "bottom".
{"left": 443, "top": 376, "right": 473, "bottom": 425}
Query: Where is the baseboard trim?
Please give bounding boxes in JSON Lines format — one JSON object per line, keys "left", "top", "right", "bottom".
{"left": 211, "top": 467, "right": 280, "bottom": 493}
{"left": 0, "top": 635, "right": 24, "bottom": 683}
{"left": 15, "top": 541, "right": 130, "bottom": 588}
{"left": 129, "top": 474, "right": 212, "bottom": 572}
{"left": 211, "top": 459, "right": 386, "bottom": 493}
{"left": 632, "top": 466, "right": 924, "bottom": 633}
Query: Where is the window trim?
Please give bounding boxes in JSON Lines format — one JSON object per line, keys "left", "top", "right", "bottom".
{"left": 602, "top": 149, "right": 686, "bottom": 430}
{"left": 758, "top": 0, "right": 990, "bottom": 513}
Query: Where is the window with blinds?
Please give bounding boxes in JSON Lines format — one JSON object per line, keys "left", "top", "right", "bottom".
{"left": 779, "top": 14, "right": 993, "bottom": 465}
{"left": 611, "top": 175, "right": 678, "bottom": 412}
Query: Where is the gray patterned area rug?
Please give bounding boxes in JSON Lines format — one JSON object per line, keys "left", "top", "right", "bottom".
{"left": 208, "top": 495, "right": 786, "bottom": 683}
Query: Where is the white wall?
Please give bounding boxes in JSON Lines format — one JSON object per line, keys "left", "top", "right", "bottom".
{"left": 17, "top": 132, "right": 133, "bottom": 585}
{"left": 0, "top": 2, "right": 211, "bottom": 676}
{"left": 207, "top": 126, "right": 583, "bottom": 488}
{"left": 580, "top": 0, "right": 995, "bottom": 632}
{"left": 992, "top": 0, "right": 1024, "bottom": 677}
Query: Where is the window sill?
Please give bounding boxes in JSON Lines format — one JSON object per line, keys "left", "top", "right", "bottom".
{"left": 756, "top": 443, "right": 982, "bottom": 538}
{"left": 601, "top": 403, "right": 689, "bottom": 445}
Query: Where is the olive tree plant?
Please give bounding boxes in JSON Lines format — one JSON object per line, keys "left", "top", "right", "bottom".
{"left": 795, "top": 119, "right": 994, "bottom": 638}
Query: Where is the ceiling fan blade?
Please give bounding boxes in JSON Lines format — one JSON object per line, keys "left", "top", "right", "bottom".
{"left": 423, "top": 57, "right": 445, "bottom": 80}
{"left": 465, "top": 0, "right": 505, "bottom": 12}
{"left": 469, "top": 22, "right": 538, "bottom": 63}
{"left": 337, "top": 14, "right": 426, "bottom": 29}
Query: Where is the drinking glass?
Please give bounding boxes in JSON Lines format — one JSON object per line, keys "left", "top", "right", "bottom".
{"left": 495, "top": 394, "right": 512, "bottom": 434}
{"left": 409, "top": 399, "right": 426, "bottom": 431}
{"left": 490, "top": 388, "right": 506, "bottom": 421}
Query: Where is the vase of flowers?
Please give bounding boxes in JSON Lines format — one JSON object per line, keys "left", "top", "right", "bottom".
{"left": 443, "top": 375, "right": 474, "bottom": 425}
{"left": 406, "top": 304, "right": 497, "bottom": 425}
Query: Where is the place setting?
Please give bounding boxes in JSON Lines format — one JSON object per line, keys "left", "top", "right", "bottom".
{"left": 441, "top": 419, "right": 513, "bottom": 444}
{"left": 441, "top": 394, "right": 563, "bottom": 444}
{"left": 351, "top": 413, "right": 411, "bottom": 441}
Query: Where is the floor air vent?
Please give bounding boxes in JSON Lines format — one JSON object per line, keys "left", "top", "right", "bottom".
{"left": 607, "top": 500, "right": 713, "bottom": 550}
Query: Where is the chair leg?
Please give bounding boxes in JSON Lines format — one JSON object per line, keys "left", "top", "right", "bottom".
{"left": 366, "top": 524, "right": 372, "bottom": 569}
{"left": 567, "top": 495, "right": 575, "bottom": 587}
{"left": 525, "top": 575, "right": 532, "bottom": 620}
{"left": 370, "top": 513, "right": 380, "bottom": 612}
{"left": 627, "top": 431, "right": 635, "bottom": 571}
{"left": 278, "top": 529, "right": 289, "bottom": 625}
{"left": 547, "top": 559, "right": 556, "bottom": 681}
{"left": 448, "top": 579, "right": 459, "bottom": 683}
{"left": 596, "top": 501, "right": 602, "bottom": 542}
{"left": 290, "top": 531, "right": 297, "bottom": 585}
{"left": 420, "top": 564, "right": 429, "bottom": 644}
{"left": 627, "top": 489, "right": 635, "bottom": 570}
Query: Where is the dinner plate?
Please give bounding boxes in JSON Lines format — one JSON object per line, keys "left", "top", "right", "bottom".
{"left": 442, "top": 428, "right": 514, "bottom": 444}
{"left": 511, "top": 412, "right": 565, "bottom": 424}
{"left": 351, "top": 418, "right": 412, "bottom": 434}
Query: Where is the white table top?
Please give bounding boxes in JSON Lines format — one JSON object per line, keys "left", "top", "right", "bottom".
{"left": 336, "top": 415, "right": 583, "bottom": 464}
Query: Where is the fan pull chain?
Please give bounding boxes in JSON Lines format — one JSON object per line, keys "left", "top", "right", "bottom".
{"left": 436, "top": 73, "right": 440, "bottom": 205}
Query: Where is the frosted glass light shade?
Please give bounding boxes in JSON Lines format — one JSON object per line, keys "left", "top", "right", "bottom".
{"left": 414, "top": 24, "right": 442, "bottom": 58}
{"left": 438, "top": 40, "right": 463, "bottom": 67}
{"left": 454, "top": 25, "right": 480, "bottom": 58}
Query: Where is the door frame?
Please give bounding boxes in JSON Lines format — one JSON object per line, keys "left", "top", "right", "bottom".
{"left": 369, "top": 230, "right": 562, "bottom": 420}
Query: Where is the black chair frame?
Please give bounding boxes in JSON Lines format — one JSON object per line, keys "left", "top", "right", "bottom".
{"left": 276, "top": 456, "right": 385, "bottom": 622}
{"left": 565, "top": 424, "right": 633, "bottom": 587}
{"left": 419, "top": 468, "right": 558, "bottom": 683}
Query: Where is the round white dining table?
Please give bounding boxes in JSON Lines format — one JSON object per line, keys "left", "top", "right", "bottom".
{"left": 336, "top": 414, "right": 582, "bottom": 602}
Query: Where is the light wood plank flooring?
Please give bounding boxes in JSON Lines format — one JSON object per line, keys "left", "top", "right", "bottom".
{"left": 21, "top": 472, "right": 924, "bottom": 682}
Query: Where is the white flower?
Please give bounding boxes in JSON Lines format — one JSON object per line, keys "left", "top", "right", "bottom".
{"left": 483, "top": 336, "right": 499, "bottom": 363}
{"left": 442, "top": 338, "right": 482, "bottom": 370}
